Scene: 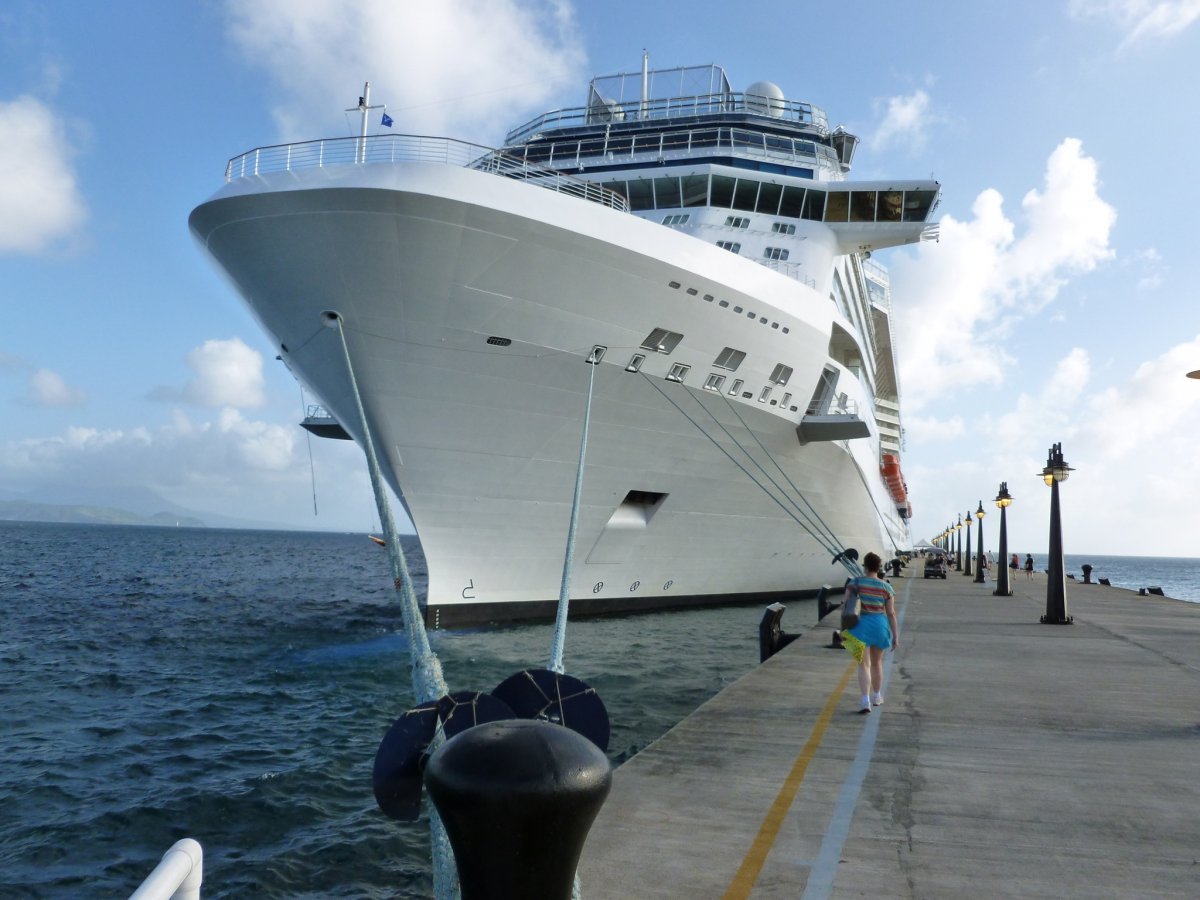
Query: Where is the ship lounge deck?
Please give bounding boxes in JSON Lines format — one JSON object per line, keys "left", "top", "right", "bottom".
{"left": 580, "top": 570, "right": 1200, "bottom": 898}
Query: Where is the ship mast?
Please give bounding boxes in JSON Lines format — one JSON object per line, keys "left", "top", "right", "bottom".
{"left": 346, "top": 81, "right": 383, "bottom": 164}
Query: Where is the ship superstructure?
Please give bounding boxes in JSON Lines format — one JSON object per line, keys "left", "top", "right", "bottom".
{"left": 190, "top": 62, "right": 937, "bottom": 625}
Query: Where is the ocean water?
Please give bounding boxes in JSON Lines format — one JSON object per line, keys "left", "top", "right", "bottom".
{"left": 1004, "top": 552, "right": 1200, "bottom": 602}
{"left": 0, "top": 522, "right": 762, "bottom": 898}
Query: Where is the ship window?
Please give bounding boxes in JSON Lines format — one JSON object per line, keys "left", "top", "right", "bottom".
{"left": 728, "top": 378, "right": 744, "bottom": 396}
{"left": 716, "top": 241, "right": 741, "bottom": 253}
{"left": 850, "top": 191, "right": 876, "bottom": 222}
{"left": 711, "top": 175, "right": 735, "bottom": 207}
{"left": 669, "top": 281, "right": 681, "bottom": 289}
{"left": 641, "top": 328, "right": 683, "bottom": 354}
{"left": 732, "top": 179, "right": 759, "bottom": 212}
{"left": 769, "top": 364, "right": 793, "bottom": 385}
{"left": 703, "top": 293, "right": 714, "bottom": 301}
{"left": 486, "top": 336, "right": 512, "bottom": 346}
{"left": 681, "top": 175, "right": 709, "bottom": 208}
{"left": 719, "top": 299, "right": 730, "bottom": 308}
{"left": 802, "top": 189, "right": 825, "bottom": 221}
{"left": 605, "top": 136, "right": 633, "bottom": 156}
{"left": 771, "top": 322, "right": 779, "bottom": 329}
{"left": 666, "top": 363, "right": 690, "bottom": 383}
{"left": 878, "top": 191, "right": 902, "bottom": 222}
{"left": 759, "top": 316, "right": 768, "bottom": 324}
{"left": 626, "top": 353, "right": 645, "bottom": 373}
{"left": 686, "top": 287, "right": 698, "bottom": 295}
{"left": 772, "top": 222, "right": 796, "bottom": 235}
{"left": 704, "top": 373, "right": 725, "bottom": 392}
{"left": 602, "top": 180, "right": 627, "bottom": 199}
{"left": 758, "top": 386, "right": 772, "bottom": 403}
{"left": 825, "top": 191, "right": 849, "bottom": 222}
{"left": 904, "top": 189, "right": 937, "bottom": 222}
{"left": 634, "top": 133, "right": 663, "bottom": 154}
{"left": 756, "top": 182, "right": 782, "bottom": 216}
{"left": 724, "top": 216, "right": 750, "bottom": 229}
{"left": 626, "top": 180, "right": 653, "bottom": 211}
{"left": 733, "top": 305, "right": 743, "bottom": 313}
{"left": 782, "top": 326, "right": 790, "bottom": 334}
{"left": 780, "top": 186, "right": 805, "bottom": 218}
{"left": 764, "top": 247, "right": 790, "bottom": 261}
{"left": 781, "top": 392, "right": 792, "bottom": 407}
{"left": 691, "top": 129, "right": 720, "bottom": 148}
{"left": 661, "top": 213, "right": 690, "bottom": 225}
{"left": 713, "top": 347, "right": 746, "bottom": 370}
{"left": 654, "top": 176, "right": 682, "bottom": 209}
{"left": 747, "top": 311, "right": 755, "bottom": 318}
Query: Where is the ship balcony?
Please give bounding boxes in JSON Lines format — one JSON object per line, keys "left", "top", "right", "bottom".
{"left": 300, "top": 405, "right": 351, "bottom": 441}
{"left": 796, "top": 395, "right": 870, "bottom": 444}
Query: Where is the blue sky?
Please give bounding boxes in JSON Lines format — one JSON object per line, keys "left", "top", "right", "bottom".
{"left": 3, "top": 0, "right": 1199, "bottom": 556}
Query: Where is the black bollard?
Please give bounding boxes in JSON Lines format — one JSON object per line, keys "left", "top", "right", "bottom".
{"left": 1081, "top": 564, "right": 1093, "bottom": 584}
{"left": 423, "top": 719, "right": 612, "bottom": 900}
{"left": 759, "top": 602, "right": 800, "bottom": 662}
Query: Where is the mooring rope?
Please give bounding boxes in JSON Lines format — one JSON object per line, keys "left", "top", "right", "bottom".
{"left": 330, "top": 314, "right": 458, "bottom": 900}
{"left": 549, "top": 348, "right": 599, "bottom": 675}
{"left": 639, "top": 373, "right": 862, "bottom": 577}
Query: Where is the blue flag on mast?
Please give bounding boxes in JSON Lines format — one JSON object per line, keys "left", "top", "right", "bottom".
{"left": 381, "top": 112, "right": 393, "bottom": 128}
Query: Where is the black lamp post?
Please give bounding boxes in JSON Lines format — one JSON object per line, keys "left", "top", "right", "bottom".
{"left": 974, "top": 501, "right": 987, "bottom": 584}
{"left": 963, "top": 509, "right": 973, "bottom": 577}
{"left": 955, "top": 516, "right": 963, "bottom": 571}
{"left": 994, "top": 482, "right": 1013, "bottom": 596}
{"left": 1040, "top": 443, "right": 1074, "bottom": 624}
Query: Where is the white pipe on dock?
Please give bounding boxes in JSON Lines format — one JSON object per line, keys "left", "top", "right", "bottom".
{"left": 128, "top": 838, "right": 203, "bottom": 900}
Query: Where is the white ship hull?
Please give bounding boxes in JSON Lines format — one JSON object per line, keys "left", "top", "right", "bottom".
{"left": 192, "top": 163, "right": 903, "bottom": 625}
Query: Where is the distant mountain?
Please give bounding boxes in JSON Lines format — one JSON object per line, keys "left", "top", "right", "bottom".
{"left": 0, "top": 500, "right": 206, "bottom": 528}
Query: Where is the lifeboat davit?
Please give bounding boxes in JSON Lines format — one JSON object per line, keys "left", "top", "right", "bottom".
{"left": 880, "top": 453, "right": 908, "bottom": 504}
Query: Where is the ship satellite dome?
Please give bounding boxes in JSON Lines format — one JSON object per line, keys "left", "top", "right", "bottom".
{"left": 744, "top": 81, "right": 785, "bottom": 117}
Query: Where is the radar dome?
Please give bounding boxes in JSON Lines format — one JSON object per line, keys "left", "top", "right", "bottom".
{"left": 744, "top": 81, "right": 785, "bottom": 117}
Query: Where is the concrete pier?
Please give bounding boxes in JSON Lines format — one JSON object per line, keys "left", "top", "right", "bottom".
{"left": 579, "top": 571, "right": 1200, "bottom": 898}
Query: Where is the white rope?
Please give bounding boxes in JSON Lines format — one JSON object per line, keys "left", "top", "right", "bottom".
{"left": 331, "top": 315, "right": 458, "bottom": 900}
{"left": 549, "top": 350, "right": 598, "bottom": 674}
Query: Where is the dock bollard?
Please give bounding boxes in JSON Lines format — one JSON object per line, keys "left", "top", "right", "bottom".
{"left": 423, "top": 718, "right": 612, "bottom": 900}
{"left": 1082, "top": 564, "right": 1093, "bottom": 584}
{"left": 759, "top": 602, "right": 800, "bottom": 662}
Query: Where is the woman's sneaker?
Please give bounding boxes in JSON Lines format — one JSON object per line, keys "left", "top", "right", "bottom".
{"left": 871, "top": 693, "right": 884, "bottom": 706}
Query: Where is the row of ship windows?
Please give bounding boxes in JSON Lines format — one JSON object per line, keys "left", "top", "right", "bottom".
{"left": 662, "top": 214, "right": 795, "bottom": 236}
{"left": 625, "top": 351, "right": 796, "bottom": 408}
{"left": 666, "top": 281, "right": 792, "bottom": 333}
{"left": 608, "top": 173, "right": 937, "bottom": 222}
{"left": 715, "top": 241, "right": 789, "bottom": 260}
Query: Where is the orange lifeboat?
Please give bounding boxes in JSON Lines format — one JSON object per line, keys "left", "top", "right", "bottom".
{"left": 880, "top": 453, "right": 908, "bottom": 504}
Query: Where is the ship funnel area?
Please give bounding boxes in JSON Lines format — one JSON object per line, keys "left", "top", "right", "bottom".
{"left": 832, "top": 127, "right": 859, "bottom": 173}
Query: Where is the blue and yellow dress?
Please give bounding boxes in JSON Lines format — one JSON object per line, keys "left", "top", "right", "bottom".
{"left": 842, "top": 575, "right": 894, "bottom": 663}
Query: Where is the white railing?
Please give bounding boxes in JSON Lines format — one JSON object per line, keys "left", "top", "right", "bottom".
{"left": 223, "top": 134, "right": 629, "bottom": 212}
{"left": 128, "top": 839, "right": 203, "bottom": 900}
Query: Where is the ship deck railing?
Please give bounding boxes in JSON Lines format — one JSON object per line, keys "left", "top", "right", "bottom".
{"left": 504, "top": 89, "right": 830, "bottom": 145}
{"left": 223, "top": 134, "right": 630, "bottom": 212}
{"left": 500, "top": 122, "right": 840, "bottom": 177}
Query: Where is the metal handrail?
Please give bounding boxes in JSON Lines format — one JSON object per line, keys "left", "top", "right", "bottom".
{"left": 128, "top": 839, "right": 202, "bottom": 900}
{"left": 223, "top": 134, "right": 629, "bottom": 212}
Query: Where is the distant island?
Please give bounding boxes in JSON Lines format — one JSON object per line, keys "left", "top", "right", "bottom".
{"left": 0, "top": 500, "right": 206, "bottom": 528}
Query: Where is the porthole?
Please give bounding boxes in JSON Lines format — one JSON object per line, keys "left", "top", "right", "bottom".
{"left": 486, "top": 336, "right": 512, "bottom": 346}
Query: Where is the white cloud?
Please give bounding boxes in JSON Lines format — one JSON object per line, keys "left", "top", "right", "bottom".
{"left": 1070, "top": 0, "right": 1200, "bottom": 47}
{"left": 0, "top": 95, "right": 87, "bottom": 254}
{"left": 152, "top": 338, "right": 267, "bottom": 408}
{"left": 891, "top": 138, "right": 1116, "bottom": 418}
{"left": 867, "top": 89, "right": 932, "bottom": 153}
{"left": 222, "top": 0, "right": 586, "bottom": 145}
{"left": 25, "top": 368, "right": 86, "bottom": 408}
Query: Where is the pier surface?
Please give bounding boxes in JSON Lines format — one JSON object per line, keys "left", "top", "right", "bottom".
{"left": 579, "top": 571, "right": 1200, "bottom": 898}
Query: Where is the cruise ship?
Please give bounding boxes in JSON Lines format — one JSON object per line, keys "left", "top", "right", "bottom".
{"left": 189, "top": 61, "right": 939, "bottom": 627}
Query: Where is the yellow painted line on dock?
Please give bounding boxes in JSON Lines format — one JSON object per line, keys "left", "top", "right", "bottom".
{"left": 721, "top": 660, "right": 856, "bottom": 899}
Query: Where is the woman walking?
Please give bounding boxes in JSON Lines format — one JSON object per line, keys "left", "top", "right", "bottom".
{"left": 1024, "top": 554, "right": 1035, "bottom": 579}
{"left": 842, "top": 552, "right": 899, "bottom": 714}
